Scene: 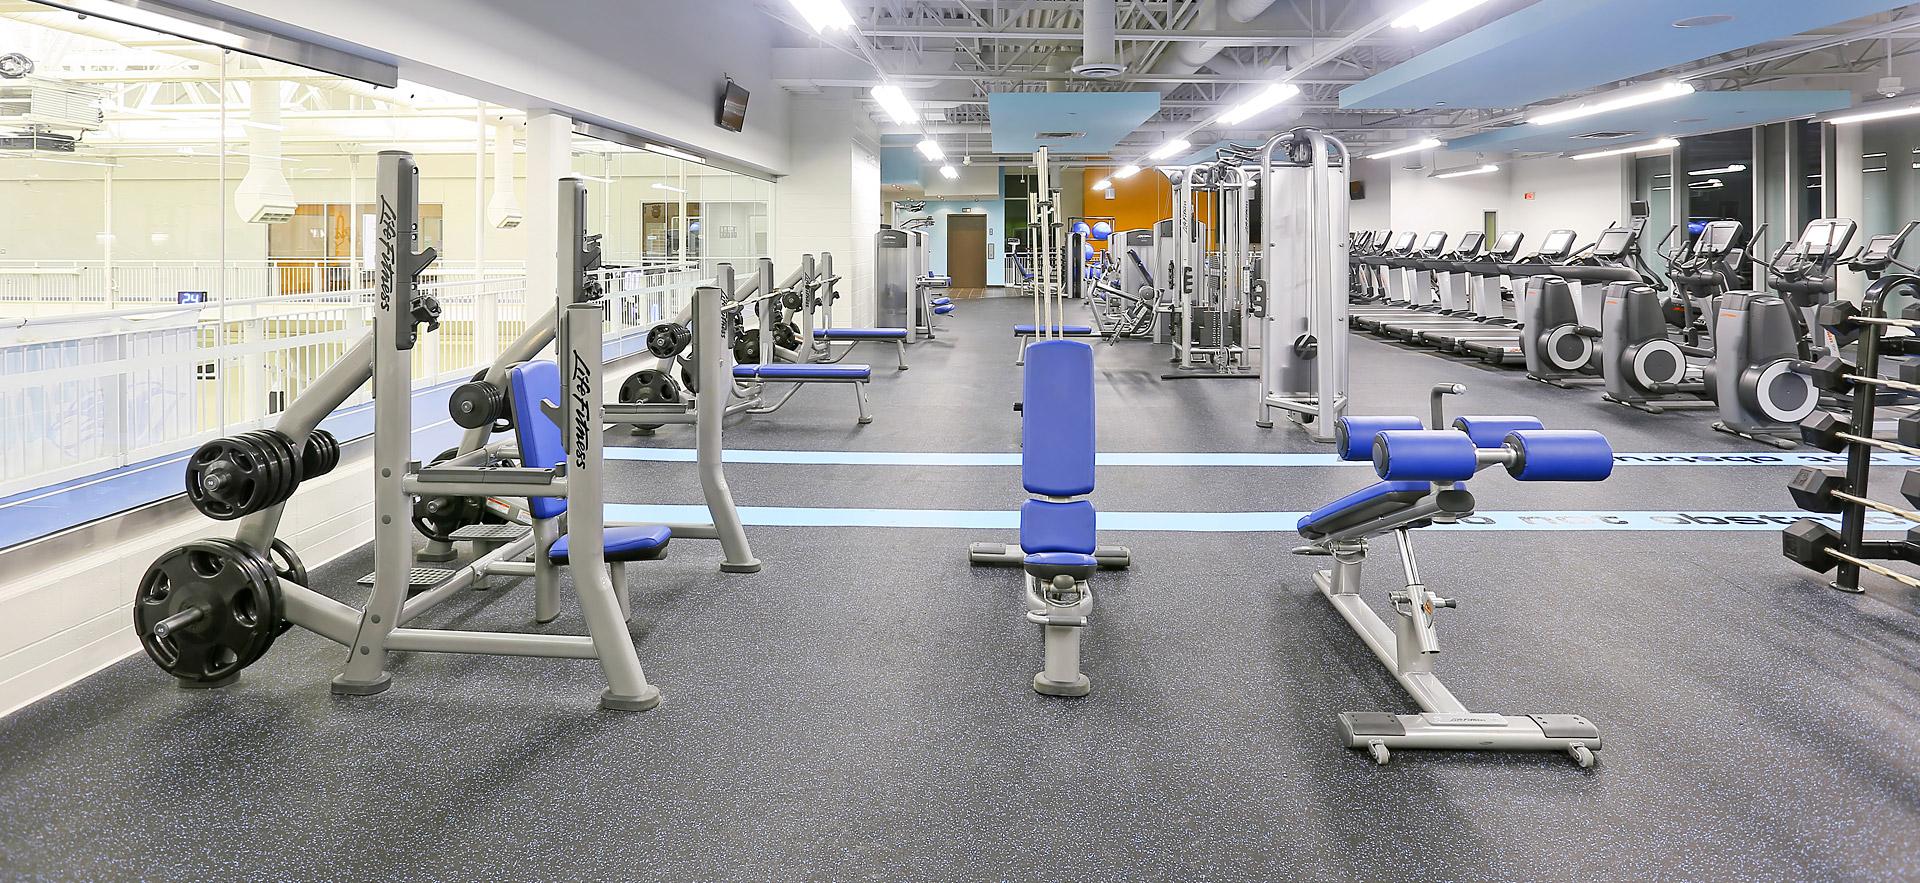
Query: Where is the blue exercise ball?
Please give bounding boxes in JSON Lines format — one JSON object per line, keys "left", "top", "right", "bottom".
{"left": 1082, "top": 243, "right": 1095, "bottom": 261}
{"left": 1071, "top": 220, "right": 1091, "bottom": 237}
{"left": 1090, "top": 221, "right": 1113, "bottom": 241}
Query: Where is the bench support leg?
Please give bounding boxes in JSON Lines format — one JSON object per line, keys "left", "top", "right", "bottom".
{"left": 896, "top": 340, "right": 909, "bottom": 370}
{"left": 610, "top": 562, "right": 631, "bottom": 622}
{"left": 1026, "top": 574, "right": 1092, "bottom": 697}
{"left": 854, "top": 382, "right": 873, "bottom": 424}
{"left": 533, "top": 518, "right": 562, "bottom": 625}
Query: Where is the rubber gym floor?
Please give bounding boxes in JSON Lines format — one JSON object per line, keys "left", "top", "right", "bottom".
{"left": 4, "top": 295, "right": 1918, "bottom": 881}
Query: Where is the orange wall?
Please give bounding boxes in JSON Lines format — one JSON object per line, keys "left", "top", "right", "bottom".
{"left": 1078, "top": 166, "right": 1217, "bottom": 251}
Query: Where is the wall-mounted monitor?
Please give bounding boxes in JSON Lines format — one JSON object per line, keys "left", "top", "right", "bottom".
{"left": 717, "top": 79, "right": 749, "bottom": 132}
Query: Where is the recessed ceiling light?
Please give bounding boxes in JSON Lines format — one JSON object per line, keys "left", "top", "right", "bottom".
{"left": 1673, "top": 14, "right": 1734, "bottom": 28}
{"left": 1672, "top": 117, "right": 1708, "bottom": 124}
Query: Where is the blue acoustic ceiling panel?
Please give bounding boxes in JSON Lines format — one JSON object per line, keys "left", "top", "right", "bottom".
{"left": 989, "top": 92, "right": 1161, "bottom": 154}
{"left": 1341, "top": 0, "right": 1911, "bottom": 111}
{"left": 1445, "top": 90, "right": 1852, "bottom": 154}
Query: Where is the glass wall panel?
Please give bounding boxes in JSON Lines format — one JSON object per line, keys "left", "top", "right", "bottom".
{"left": 1677, "top": 130, "right": 1755, "bottom": 249}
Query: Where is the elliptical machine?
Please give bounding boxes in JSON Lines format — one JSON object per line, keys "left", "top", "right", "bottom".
{"left": 1521, "top": 203, "right": 1659, "bottom": 387}
{"left": 1600, "top": 220, "right": 1749, "bottom": 412}
{"left": 1712, "top": 218, "right": 1856, "bottom": 448}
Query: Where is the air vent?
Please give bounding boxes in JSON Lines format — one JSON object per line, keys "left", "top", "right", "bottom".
{"left": 1573, "top": 131, "right": 1640, "bottom": 140}
{"left": 1035, "top": 131, "right": 1085, "bottom": 141}
{"left": 0, "top": 131, "right": 75, "bottom": 152}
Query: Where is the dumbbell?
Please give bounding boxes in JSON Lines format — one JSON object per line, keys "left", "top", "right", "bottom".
{"left": 1798, "top": 411, "right": 1920, "bottom": 455}
{"left": 1783, "top": 518, "right": 1920, "bottom": 588}
{"left": 1787, "top": 467, "right": 1920, "bottom": 515}
{"left": 1818, "top": 300, "right": 1920, "bottom": 347}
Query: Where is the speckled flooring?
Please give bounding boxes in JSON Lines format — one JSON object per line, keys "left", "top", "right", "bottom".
{"left": 3, "top": 296, "right": 1919, "bottom": 881}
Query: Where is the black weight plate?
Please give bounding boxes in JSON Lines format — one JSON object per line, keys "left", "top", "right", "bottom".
{"left": 204, "top": 537, "right": 287, "bottom": 660}
{"left": 134, "top": 540, "right": 279, "bottom": 682}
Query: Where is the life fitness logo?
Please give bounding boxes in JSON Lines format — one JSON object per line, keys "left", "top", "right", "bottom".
{"left": 377, "top": 197, "right": 397, "bottom": 313}
{"left": 569, "top": 353, "right": 593, "bottom": 470}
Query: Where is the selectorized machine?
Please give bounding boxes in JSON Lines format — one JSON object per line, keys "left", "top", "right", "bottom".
{"left": 1254, "top": 126, "right": 1351, "bottom": 440}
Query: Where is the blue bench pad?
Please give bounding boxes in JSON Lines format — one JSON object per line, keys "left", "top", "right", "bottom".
{"left": 550, "top": 524, "right": 672, "bottom": 563}
{"left": 733, "top": 364, "right": 872, "bottom": 380}
{"left": 934, "top": 304, "right": 956, "bottom": 315}
{"left": 1297, "top": 481, "right": 1431, "bottom": 538}
{"left": 1022, "top": 341, "right": 1097, "bottom": 497}
{"left": 1021, "top": 499, "right": 1096, "bottom": 555}
{"left": 1014, "top": 324, "right": 1095, "bottom": 335}
{"left": 813, "top": 328, "right": 909, "bottom": 340}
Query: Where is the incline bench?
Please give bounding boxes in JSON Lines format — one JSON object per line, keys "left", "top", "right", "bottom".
{"left": 1295, "top": 384, "right": 1614, "bottom": 767}
{"left": 733, "top": 362, "right": 876, "bottom": 424}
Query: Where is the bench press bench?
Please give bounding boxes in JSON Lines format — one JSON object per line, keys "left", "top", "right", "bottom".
{"left": 1014, "top": 323, "right": 1097, "bottom": 365}
{"left": 732, "top": 362, "right": 876, "bottom": 424}
{"left": 811, "top": 327, "right": 910, "bottom": 370}
{"left": 1297, "top": 388, "right": 1614, "bottom": 767}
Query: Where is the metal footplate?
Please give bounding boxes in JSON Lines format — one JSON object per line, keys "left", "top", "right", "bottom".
{"left": 447, "top": 524, "right": 529, "bottom": 542}
{"left": 1338, "top": 711, "right": 1601, "bottom": 768}
{"left": 356, "top": 567, "right": 458, "bottom": 587}
{"left": 967, "top": 542, "right": 1133, "bottom": 570}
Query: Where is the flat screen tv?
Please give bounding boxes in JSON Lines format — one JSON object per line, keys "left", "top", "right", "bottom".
{"left": 717, "top": 79, "right": 749, "bottom": 132}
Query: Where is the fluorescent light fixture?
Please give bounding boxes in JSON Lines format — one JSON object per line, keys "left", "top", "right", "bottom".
{"left": 651, "top": 183, "right": 686, "bottom": 193}
{"left": 1367, "top": 138, "right": 1442, "bottom": 160}
{"left": 1653, "top": 173, "right": 1671, "bottom": 179}
{"left": 1529, "top": 81, "right": 1694, "bottom": 127}
{"left": 916, "top": 138, "right": 944, "bottom": 161}
{"left": 939, "top": 164, "right": 959, "bottom": 179}
{"left": 53, "top": 0, "right": 253, "bottom": 52}
{"left": 1864, "top": 167, "right": 1889, "bottom": 174}
{"left": 1215, "top": 83, "right": 1301, "bottom": 126}
{"left": 1392, "top": 0, "right": 1495, "bottom": 31}
{"left": 1092, "top": 178, "right": 1113, "bottom": 191}
{"left": 1688, "top": 164, "right": 1747, "bottom": 175}
{"left": 644, "top": 143, "right": 706, "bottom": 164}
{"left": 785, "top": 0, "right": 854, "bottom": 32}
{"left": 1113, "top": 164, "right": 1142, "bottom": 179}
{"left": 1433, "top": 163, "right": 1499, "bottom": 179}
{"left": 150, "top": 232, "right": 170, "bottom": 244}
{"left": 1825, "top": 102, "right": 1920, "bottom": 125}
{"left": 1571, "top": 137, "right": 1679, "bottom": 160}
{"left": 1147, "top": 138, "right": 1191, "bottom": 161}
{"left": 870, "top": 85, "right": 918, "bottom": 124}
{"left": 1688, "top": 178, "right": 1723, "bottom": 188}
{"left": 1862, "top": 152, "right": 1889, "bottom": 159}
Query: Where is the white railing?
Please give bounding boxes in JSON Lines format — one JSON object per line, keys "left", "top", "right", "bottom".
{"left": 0, "top": 260, "right": 526, "bottom": 317}
{"left": 0, "top": 266, "right": 704, "bottom": 499}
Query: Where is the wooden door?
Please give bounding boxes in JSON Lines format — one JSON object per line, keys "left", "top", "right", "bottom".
{"left": 947, "top": 214, "right": 988, "bottom": 289}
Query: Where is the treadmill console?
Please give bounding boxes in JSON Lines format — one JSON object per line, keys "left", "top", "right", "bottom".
{"left": 1537, "top": 229, "right": 1578, "bottom": 261}
{"left": 1489, "top": 230, "right": 1524, "bottom": 259}
{"left": 1591, "top": 227, "right": 1633, "bottom": 260}
{"left": 1455, "top": 231, "right": 1486, "bottom": 256}
{"left": 1390, "top": 231, "right": 1418, "bottom": 253}
{"left": 1419, "top": 231, "right": 1449, "bottom": 255}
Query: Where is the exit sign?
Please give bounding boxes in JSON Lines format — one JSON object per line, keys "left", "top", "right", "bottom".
{"left": 1523, "top": 192, "right": 1537, "bottom": 200}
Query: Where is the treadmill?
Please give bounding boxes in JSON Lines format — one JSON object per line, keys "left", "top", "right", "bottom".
{"left": 1353, "top": 231, "right": 1449, "bottom": 330}
{"left": 1446, "top": 229, "right": 1583, "bottom": 363}
{"left": 1411, "top": 230, "right": 1526, "bottom": 346}
{"left": 1351, "top": 231, "right": 1419, "bottom": 314}
{"left": 1375, "top": 232, "right": 1499, "bottom": 341}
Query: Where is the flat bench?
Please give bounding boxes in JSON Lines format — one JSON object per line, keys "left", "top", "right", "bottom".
{"left": 812, "top": 327, "right": 910, "bottom": 369}
{"left": 732, "top": 363, "right": 875, "bottom": 424}
{"left": 1014, "top": 324, "right": 1098, "bottom": 365}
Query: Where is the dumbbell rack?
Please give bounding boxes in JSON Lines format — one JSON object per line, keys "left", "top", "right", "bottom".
{"left": 1786, "top": 274, "right": 1920, "bottom": 594}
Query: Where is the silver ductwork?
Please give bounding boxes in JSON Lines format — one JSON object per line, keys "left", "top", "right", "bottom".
{"left": 1161, "top": 0, "right": 1283, "bottom": 89}
{"left": 232, "top": 79, "right": 296, "bottom": 224}
{"left": 1073, "top": 0, "right": 1125, "bottom": 79}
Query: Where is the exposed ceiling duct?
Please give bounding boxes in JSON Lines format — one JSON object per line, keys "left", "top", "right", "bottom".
{"left": 232, "top": 78, "right": 295, "bottom": 224}
{"left": 1072, "top": 0, "right": 1124, "bottom": 79}
{"left": 485, "top": 121, "right": 521, "bottom": 229}
{"left": 1156, "top": 0, "right": 1283, "bottom": 91}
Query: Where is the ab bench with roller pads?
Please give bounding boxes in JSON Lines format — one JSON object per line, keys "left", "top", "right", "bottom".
{"left": 1294, "top": 383, "right": 1615, "bottom": 766}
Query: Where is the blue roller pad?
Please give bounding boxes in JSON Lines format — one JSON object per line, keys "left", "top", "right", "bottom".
{"left": 934, "top": 304, "right": 956, "bottom": 315}
{"left": 509, "top": 360, "right": 569, "bottom": 520}
{"left": 1506, "top": 429, "right": 1614, "bottom": 481}
{"left": 1297, "top": 480, "right": 1431, "bottom": 536}
{"left": 1020, "top": 499, "right": 1096, "bottom": 554}
{"left": 1022, "top": 341, "right": 1097, "bottom": 497}
{"left": 549, "top": 524, "right": 671, "bottom": 563}
{"left": 812, "top": 328, "right": 909, "bottom": 339}
{"left": 1335, "top": 415, "right": 1424, "bottom": 461}
{"left": 932, "top": 297, "right": 953, "bottom": 305}
{"left": 734, "top": 364, "right": 872, "bottom": 380}
{"left": 1373, "top": 430, "right": 1478, "bottom": 481}
{"left": 1013, "top": 324, "right": 1095, "bottom": 335}
{"left": 1451, "top": 415, "right": 1545, "bottom": 448}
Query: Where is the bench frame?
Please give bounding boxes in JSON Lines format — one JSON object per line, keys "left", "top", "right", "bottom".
{"left": 733, "top": 367, "right": 874, "bottom": 424}
{"left": 811, "top": 331, "right": 910, "bottom": 370}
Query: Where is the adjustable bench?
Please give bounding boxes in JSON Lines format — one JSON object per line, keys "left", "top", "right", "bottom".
{"left": 732, "top": 362, "right": 875, "bottom": 424}
{"left": 812, "top": 327, "right": 909, "bottom": 370}
{"left": 1014, "top": 323, "right": 1097, "bottom": 365}
{"left": 1297, "top": 395, "right": 1614, "bottom": 767}
{"left": 966, "top": 338, "right": 1131, "bottom": 696}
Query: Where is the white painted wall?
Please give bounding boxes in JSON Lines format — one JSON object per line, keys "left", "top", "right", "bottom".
{"left": 1348, "top": 157, "right": 1392, "bottom": 233}
{"left": 1382, "top": 152, "right": 1631, "bottom": 249}
{"left": 774, "top": 94, "right": 880, "bottom": 327}
{"left": 168, "top": 0, "right": 792, "bottom": 175}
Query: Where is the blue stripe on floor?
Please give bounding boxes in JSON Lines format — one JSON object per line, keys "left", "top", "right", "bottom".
{"left": 606, "top": 448, "right": 1920, "bottom": 468}
{"left": 606, "top": 504, "right": 1895, "bottom": 533}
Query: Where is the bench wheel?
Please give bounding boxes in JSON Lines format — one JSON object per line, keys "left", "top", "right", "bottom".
{"left": 1568, "top": 742, "right": 1595, "bottom": 768}
{"left": 1367, "top": 739, "right": 1391, "bottom": 765}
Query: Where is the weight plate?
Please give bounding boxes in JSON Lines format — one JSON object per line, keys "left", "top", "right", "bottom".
{"left": 185, "top": 435, "right": 287, "bottom": 520}
{"left": 134, "top": 539, "right": 281, "bottom": 682}
{"left": 204, "top": 537, "right": 288, "bottom": 657}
